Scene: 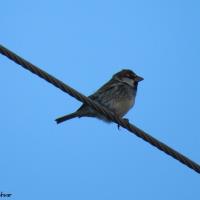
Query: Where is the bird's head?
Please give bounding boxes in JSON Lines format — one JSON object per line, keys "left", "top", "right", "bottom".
{"left": 113, "top": 69, "right": 144, "bottom": 87}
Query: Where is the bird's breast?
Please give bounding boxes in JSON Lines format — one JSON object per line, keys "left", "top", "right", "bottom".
{"left": 113, "top": 97, "right": 135, "bottom": 117}
{"left": 108, "top": 85, "right": 136, "bottom": 117}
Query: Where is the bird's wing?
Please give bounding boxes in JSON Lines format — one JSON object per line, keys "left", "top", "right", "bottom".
{"left": 89, "top": 78, "right": 119, "bottom": 100}
{"left": 77, "top": 78, "right": 121, "bottom": 112}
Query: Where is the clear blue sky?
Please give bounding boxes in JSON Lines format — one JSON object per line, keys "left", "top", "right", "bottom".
{"left": 1, "top": 1, "right": 200, "bottom": 199}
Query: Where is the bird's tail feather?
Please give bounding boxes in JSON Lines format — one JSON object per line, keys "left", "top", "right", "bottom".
{"left": 55, "top": 112, "right": 79, "bottom": 124}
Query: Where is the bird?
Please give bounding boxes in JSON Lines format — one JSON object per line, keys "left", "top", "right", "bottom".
{"left": 55, "top": 69, "right": 143, "bottom": 124}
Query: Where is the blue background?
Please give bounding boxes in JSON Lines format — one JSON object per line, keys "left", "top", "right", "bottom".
{"left": 1, "top": 1, "right": 200, "bottom": 199}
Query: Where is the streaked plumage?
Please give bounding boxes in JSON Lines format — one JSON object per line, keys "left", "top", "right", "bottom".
{"left": 55, "top": 69, "right": 143, "bottom": 124}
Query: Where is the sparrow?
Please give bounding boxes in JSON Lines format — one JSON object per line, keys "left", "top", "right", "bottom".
{"left": 55, "top": 69, "right": 143, "bottom": 124}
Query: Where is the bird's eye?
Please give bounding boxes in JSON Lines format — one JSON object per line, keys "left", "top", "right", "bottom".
{"left": 125, "top": 73, "right": 135, "bottom": 79}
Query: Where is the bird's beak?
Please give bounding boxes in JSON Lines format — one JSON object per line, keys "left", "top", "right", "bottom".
{"left": 135, "top": 75, "right": 144, "bottom": 82}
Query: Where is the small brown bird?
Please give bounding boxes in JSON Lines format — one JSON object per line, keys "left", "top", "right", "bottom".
{"left": 55, "top": 69, "right": 143, "bottom": 124}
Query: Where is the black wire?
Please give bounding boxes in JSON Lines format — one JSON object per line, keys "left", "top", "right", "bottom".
{"left": 0, "top": 44, "right": 199, "bottom": 174}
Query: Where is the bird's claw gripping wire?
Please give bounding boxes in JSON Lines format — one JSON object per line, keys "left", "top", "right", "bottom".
{"left": 118, "top": 118, "right": 129, "bottom": 130}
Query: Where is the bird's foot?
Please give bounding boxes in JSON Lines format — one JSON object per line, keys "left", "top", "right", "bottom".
{"left": 117, "top": 124, "right": 120, "bottom": 130}
{"left": 117, "top": 118, "right": 129, "bottom": 130}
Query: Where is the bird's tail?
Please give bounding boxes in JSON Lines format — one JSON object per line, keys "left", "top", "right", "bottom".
{"left": 55, "top": 112, "right": 79, "bottom": 124}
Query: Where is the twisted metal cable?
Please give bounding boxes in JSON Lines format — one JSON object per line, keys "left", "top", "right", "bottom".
{"left": 0, "top": 44, "right": 200, "bottom": 174}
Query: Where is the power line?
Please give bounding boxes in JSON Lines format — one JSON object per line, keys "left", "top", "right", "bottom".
{"left": 0, "top": 44, "right": 199, "bottom": 174}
